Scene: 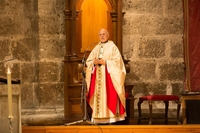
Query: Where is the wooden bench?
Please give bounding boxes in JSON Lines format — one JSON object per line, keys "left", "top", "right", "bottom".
{"left": 137, "top": 95, "right": 181, "bottom": 124}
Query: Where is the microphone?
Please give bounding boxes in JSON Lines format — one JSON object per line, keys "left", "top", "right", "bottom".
{"left": 80, "top": 42, "right": 98, "bottom": 109}
{"left": 82, "top": 42, "right": 98, "bottom": 64}
{"left": 81, "top": 42, "right": 98, "bottom": 79}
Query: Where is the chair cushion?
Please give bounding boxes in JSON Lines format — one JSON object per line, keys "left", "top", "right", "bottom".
{"left": 139, "top": 95, "right": 179, "bottom": 101}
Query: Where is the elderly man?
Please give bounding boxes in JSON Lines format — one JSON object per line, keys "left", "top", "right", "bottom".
{"left": 86, "top": 28, "right": 126, "bottom": 124}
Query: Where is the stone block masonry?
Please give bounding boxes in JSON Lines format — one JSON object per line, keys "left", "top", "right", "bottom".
{"left": 0, "top": 0, "right": 184, "bottom": 125}
{"left": 123, "top": 0, "right": 184, "bottom": 111}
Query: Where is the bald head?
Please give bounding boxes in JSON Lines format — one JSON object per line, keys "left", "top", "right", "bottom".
{"left": 99, "top": 28, "right": 109, "bottom": 43}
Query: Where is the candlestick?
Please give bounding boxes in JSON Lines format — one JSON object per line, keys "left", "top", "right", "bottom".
{"left": 3, "top": 56, "right": 14, "bottom": 133}
{"left": 8, "top": 117, "right": 13, "bottom": 133}
{"left": 7, "top": 67, "right": 13, "bottom": 118}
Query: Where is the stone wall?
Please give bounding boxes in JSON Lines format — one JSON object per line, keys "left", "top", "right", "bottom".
{"left": 0, "top": 0, "right": 184, "bottom": 126}
{"left": 0, "top": 0, "right": 66, "bottom": 126}
{"left": 123, "top": 0, "right": 184, "bottom": 111}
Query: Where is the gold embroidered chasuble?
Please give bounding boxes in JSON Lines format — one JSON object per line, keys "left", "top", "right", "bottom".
{"left": 86, "top": 41, "right": 126, "bottom": 123}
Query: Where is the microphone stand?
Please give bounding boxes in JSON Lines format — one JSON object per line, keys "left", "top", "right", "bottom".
{"left": 65, "top": 43, "right": 98, "bottom": 126}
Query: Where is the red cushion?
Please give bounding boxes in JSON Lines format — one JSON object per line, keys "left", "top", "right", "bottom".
{"left": 139, "top": 95, "right": 179, "bottom": 101}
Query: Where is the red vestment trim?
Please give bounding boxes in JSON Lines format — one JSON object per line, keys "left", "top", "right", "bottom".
{"left": 87, "top": 67, "right": 125, "bottom": 115}
{"left": 87, "top": 68, "right": 97, "bottom": 103}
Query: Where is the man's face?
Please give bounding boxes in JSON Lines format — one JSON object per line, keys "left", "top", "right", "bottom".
{"left": 99, "top": 30, "right": 109, "bottom": 43}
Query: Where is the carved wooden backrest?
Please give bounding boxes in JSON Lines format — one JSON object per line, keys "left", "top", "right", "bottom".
{"left": 63, "top": 0, "right": 124, "bottom": 123}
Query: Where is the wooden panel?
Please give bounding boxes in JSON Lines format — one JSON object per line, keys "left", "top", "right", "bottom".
{"left": 81, "top": 0, "right": 108, "bottom": 52}
{"left": 69, "top": 98, "right": 83, "bottom": 116}
{"left": 22, "top": 125, "right": 200, "bottom": 133}
{"left": 22, "top": 126, "right": 45, "bottom": 133}
{"left": 181, "top": 94, "right": 200, "bottom": 124}
{"left": 71, "top": 103, "right": 82, "bottom": 114}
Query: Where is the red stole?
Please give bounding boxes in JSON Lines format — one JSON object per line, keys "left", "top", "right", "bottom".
{"left": 87, "top": 67, "right": 125, "bottom": 115}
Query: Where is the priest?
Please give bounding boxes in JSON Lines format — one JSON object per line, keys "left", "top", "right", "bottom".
{"left": 86, "top": 28, "right": 126, "bottom": 124}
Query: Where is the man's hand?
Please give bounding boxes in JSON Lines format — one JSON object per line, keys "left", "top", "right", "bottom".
{"left": 94, "top": 58, "right": 106, "bottom": 65}
{"left": 98, "top": 59, "right": 106, "bottom": 65}
{"left": 94, "top": 58, "right": 99, "bottom": 66}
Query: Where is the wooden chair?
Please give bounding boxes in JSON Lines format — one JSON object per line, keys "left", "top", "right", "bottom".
{"left": 137, "top": 95, "right": 181, "bottom": 124}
